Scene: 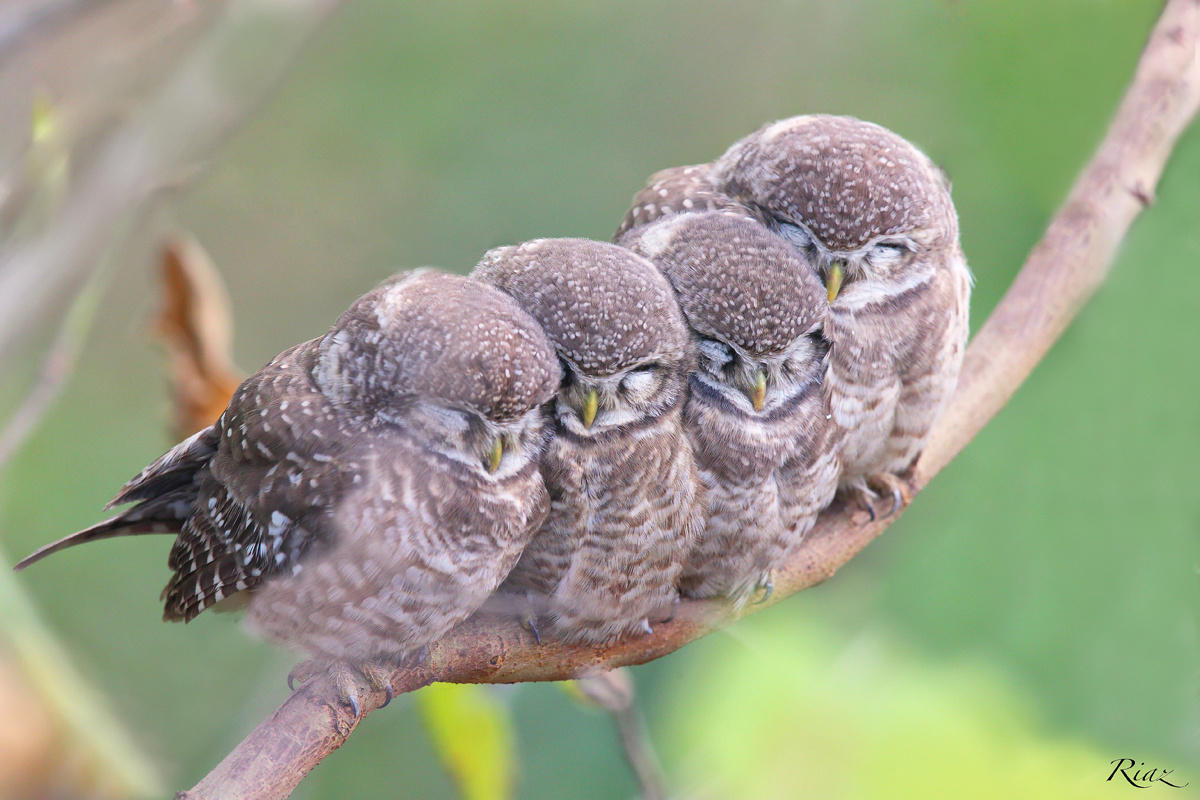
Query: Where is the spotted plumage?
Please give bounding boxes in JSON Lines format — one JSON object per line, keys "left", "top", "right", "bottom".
{"left": 614, "top": 164, "right": 756, "bottom": 239}
{"left": 621, "top": 212, "right": 840, "bottom": 604}
{"left": 711, "top": 114, "right": 971, "bottom": 511}
{"left": 474, "top": 238, "right": 703, "bottom": 643}
{"left": 17, "top": 271, "right": 560, "bottom": 663}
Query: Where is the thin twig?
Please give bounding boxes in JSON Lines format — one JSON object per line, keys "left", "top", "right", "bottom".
{"left": 0, "top": 0, "right": 349, "bottom": 368}
{"left": 574, "top": 669, "right": 668, "bottom": 800}
{"left": 0, "top": 257, "right": 111, "bottom": 472}
{"left": 177, "top": 0, "right": 1200, "bottom": 796}
{"left": 613, "top": 704, "right": 668, "bottom": 800}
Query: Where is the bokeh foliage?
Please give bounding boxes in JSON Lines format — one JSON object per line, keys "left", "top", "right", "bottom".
{"left": 1, "top": 0, "right": 1195, "bottom": 797}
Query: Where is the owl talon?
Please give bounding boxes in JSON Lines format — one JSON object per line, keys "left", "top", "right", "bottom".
{"left": 654, "top": 596, "right": 681, "bottom": 624}
{"left": 639, "top": 619, "right": 654, "bottom": 636}
{"left": 842, "top": 473, "right": 909, "bottom": 523}
{"left": 287, "top": 659, "right": 322, "bottom": 692}
{"left": 753, "top": 576, "right": 774, "bottom": 604}
{"left": 289, "top": 659, "right": 397, "bottom": 719}
{"left": 523, "top": 616, "right": 543, "bottom": 645}
{"left": 865, "top": 472, "right": 909, "bottom": 519}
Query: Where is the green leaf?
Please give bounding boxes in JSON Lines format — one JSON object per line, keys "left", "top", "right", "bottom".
{"left": 417, "top": 682, "right": 516, "bottom": 800}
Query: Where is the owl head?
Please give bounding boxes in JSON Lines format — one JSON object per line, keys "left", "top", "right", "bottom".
{"left": 711, "top": 114, "right": 959, "bottom": 307}
{"left": 313, "top": 270, "right": 560, "bottom": 476}
{"left": 473, "top": 238, "right": 691, "bottom": 438}
{"left": 621, "top": 212, "right": 827, "bottom": 416}
{"left": 614, "top": 163, "right": 757, "bottom": 239}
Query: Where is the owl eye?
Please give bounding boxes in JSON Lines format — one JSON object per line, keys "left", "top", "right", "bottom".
{"left": 696, "top": 338, "right": 735, "bottom": 371}
{"left": 619, "top": 365, "right": 659, "bottom": 399}
{"left": 774, "top": 220, "right": 818, "bottom": 255}
{"left": 866, "top": 241, "right": 910, "bottom": 268}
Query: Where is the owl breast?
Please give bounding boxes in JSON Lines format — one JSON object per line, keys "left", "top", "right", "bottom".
{"left": 680, "top": 378, "right": 836, "bottom": 603}
{"left": 507, "top": 410, "right": 701, "bottom": 644}
{"left": 245, "top": 433, "right": 546, "bottom": 661}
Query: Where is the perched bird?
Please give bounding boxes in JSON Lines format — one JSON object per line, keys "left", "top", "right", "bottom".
{"left": 621, "top": 212, "right": 839, "bottom": 605}
{"left": 710, "top": 114, "right": 971, "bottom": 517}
{"left": 16, "top": 271, "right": 560, "bottom": 706}
{"left": 474, "top": 238, "right": 703, "bottom": 644}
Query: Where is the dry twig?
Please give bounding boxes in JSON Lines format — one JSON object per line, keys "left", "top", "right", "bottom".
{"left": 173, "top": 1, "right": 1200, "bottom": 797}
{"left": 0, "top": 0, "right": 348, "bottom": 368}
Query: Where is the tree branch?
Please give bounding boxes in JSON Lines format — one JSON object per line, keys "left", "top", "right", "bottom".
{"left": 180, "top": 1, "right": 1200, "bottom": 797}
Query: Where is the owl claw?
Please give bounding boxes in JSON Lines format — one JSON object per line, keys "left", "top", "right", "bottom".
{"left": 523, "top": 616, "right": 543, "bottom": 645}
{"left": 289, "top": 658, "right": 395, "bottom": 719}
{"left": 753, "top": 575, "right": 774, "bottom": 604}
{"left": 287, "top": 659, "right": 321, "bottom": 692}
{"left": 866, "top": 472, "right": 909, "bottom": 518}
{"left": 844, "top": 473, "right": 910, "bottom": 522}
{"left": 654, "top": 596, "right": 681, "bottom": 624}
{"left": 639, "top": 619, "right": 654, "bottom": 636}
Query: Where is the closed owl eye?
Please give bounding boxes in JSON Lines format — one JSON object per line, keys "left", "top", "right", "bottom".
{"left": 773, "top": 219, "right": 819, "bottom": 256}
{"left": 619, "top": 365, "right": 659, "bottom": 399}
{"left": 696, "top": 338, "right": 735, "bottom": 371}
{"left": 866, "top": 241, "right": 910, "bottom": 268}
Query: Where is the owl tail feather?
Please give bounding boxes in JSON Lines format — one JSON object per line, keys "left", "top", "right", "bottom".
{"left": 13, "top": 487, "right": 192, "bottom": 571}
{"left": 107, "top": 425, "right": 218, "bottom": 508}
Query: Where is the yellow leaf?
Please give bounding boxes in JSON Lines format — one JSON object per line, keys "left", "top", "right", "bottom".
{"left": 417, "top": 683, "right": 516, "bottom": 800}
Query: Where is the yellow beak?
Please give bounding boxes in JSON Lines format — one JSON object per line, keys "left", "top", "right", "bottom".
{"left": 826, "top": 261, "right": 845, "bottom": 302}
{"left": 749, "top": 369, "right": 767, "bottom": 412}
{"left": 581, "top": 387, "right": 599, "bottom": 428}
{"left": 487, "top": 437, "right": 504, "bottom": 473}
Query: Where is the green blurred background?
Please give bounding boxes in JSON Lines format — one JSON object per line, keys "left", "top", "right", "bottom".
{"left": 1, "top": 0, "right": 1197, "bottom": 797}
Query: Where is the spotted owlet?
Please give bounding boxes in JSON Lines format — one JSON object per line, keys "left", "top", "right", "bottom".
{"left": 711, "top": 114, "right": 971, "bottom": 516}
{"left": 17, "top": 271, "right": 560, "bottom": 699}
{"left": 621, "top": 212, "right": 840, "bottom": 605}
{"left": 473, "top": 238, "right": 703, "bottom": 644}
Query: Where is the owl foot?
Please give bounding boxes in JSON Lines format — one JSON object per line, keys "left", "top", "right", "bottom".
{"left": 867, "top": 472, "right": 909, "bottom": 518}
{"left": 653, "top": 596, "right": 681, "bottom": 624}
{"left": 522, "top": 615, "right": 543, "bottom": 645}
{"left": 639, "top": 618, "right": 654, "bottom": 636}
{"left": 844, "top": 473, "right": 909, "bottom": 522}
{"left": 287, "top": 658, "right": 397, "bottom": 718}
{"left": 752, "top": 574, "right": 774, "bottom": 604}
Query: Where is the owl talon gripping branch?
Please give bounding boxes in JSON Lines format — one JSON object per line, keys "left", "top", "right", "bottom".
{"left": 753, "top": 576, "right": 775, "bottom": 605}
{"left": 843, "top": 473, "right": 909, "bottom": 522}
{"left": 287, "top": 659, "right": 394, "bottom": 717}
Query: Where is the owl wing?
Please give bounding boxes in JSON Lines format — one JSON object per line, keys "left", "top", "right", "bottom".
{"left": 245, "top": 429, "right": 552, "bottom": 660}
{"left": 500, "top": 435, "right": 581, "bottom": 598}
{"left": 883, "top": 254, "right": 971, "bottom": 473}
{"left": 161, "top": 341, "right": 363, "bottom": 621}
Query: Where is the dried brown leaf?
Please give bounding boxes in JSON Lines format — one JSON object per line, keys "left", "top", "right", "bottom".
{"left": 155, "top": 235, "right": 241, "bottom": 438}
